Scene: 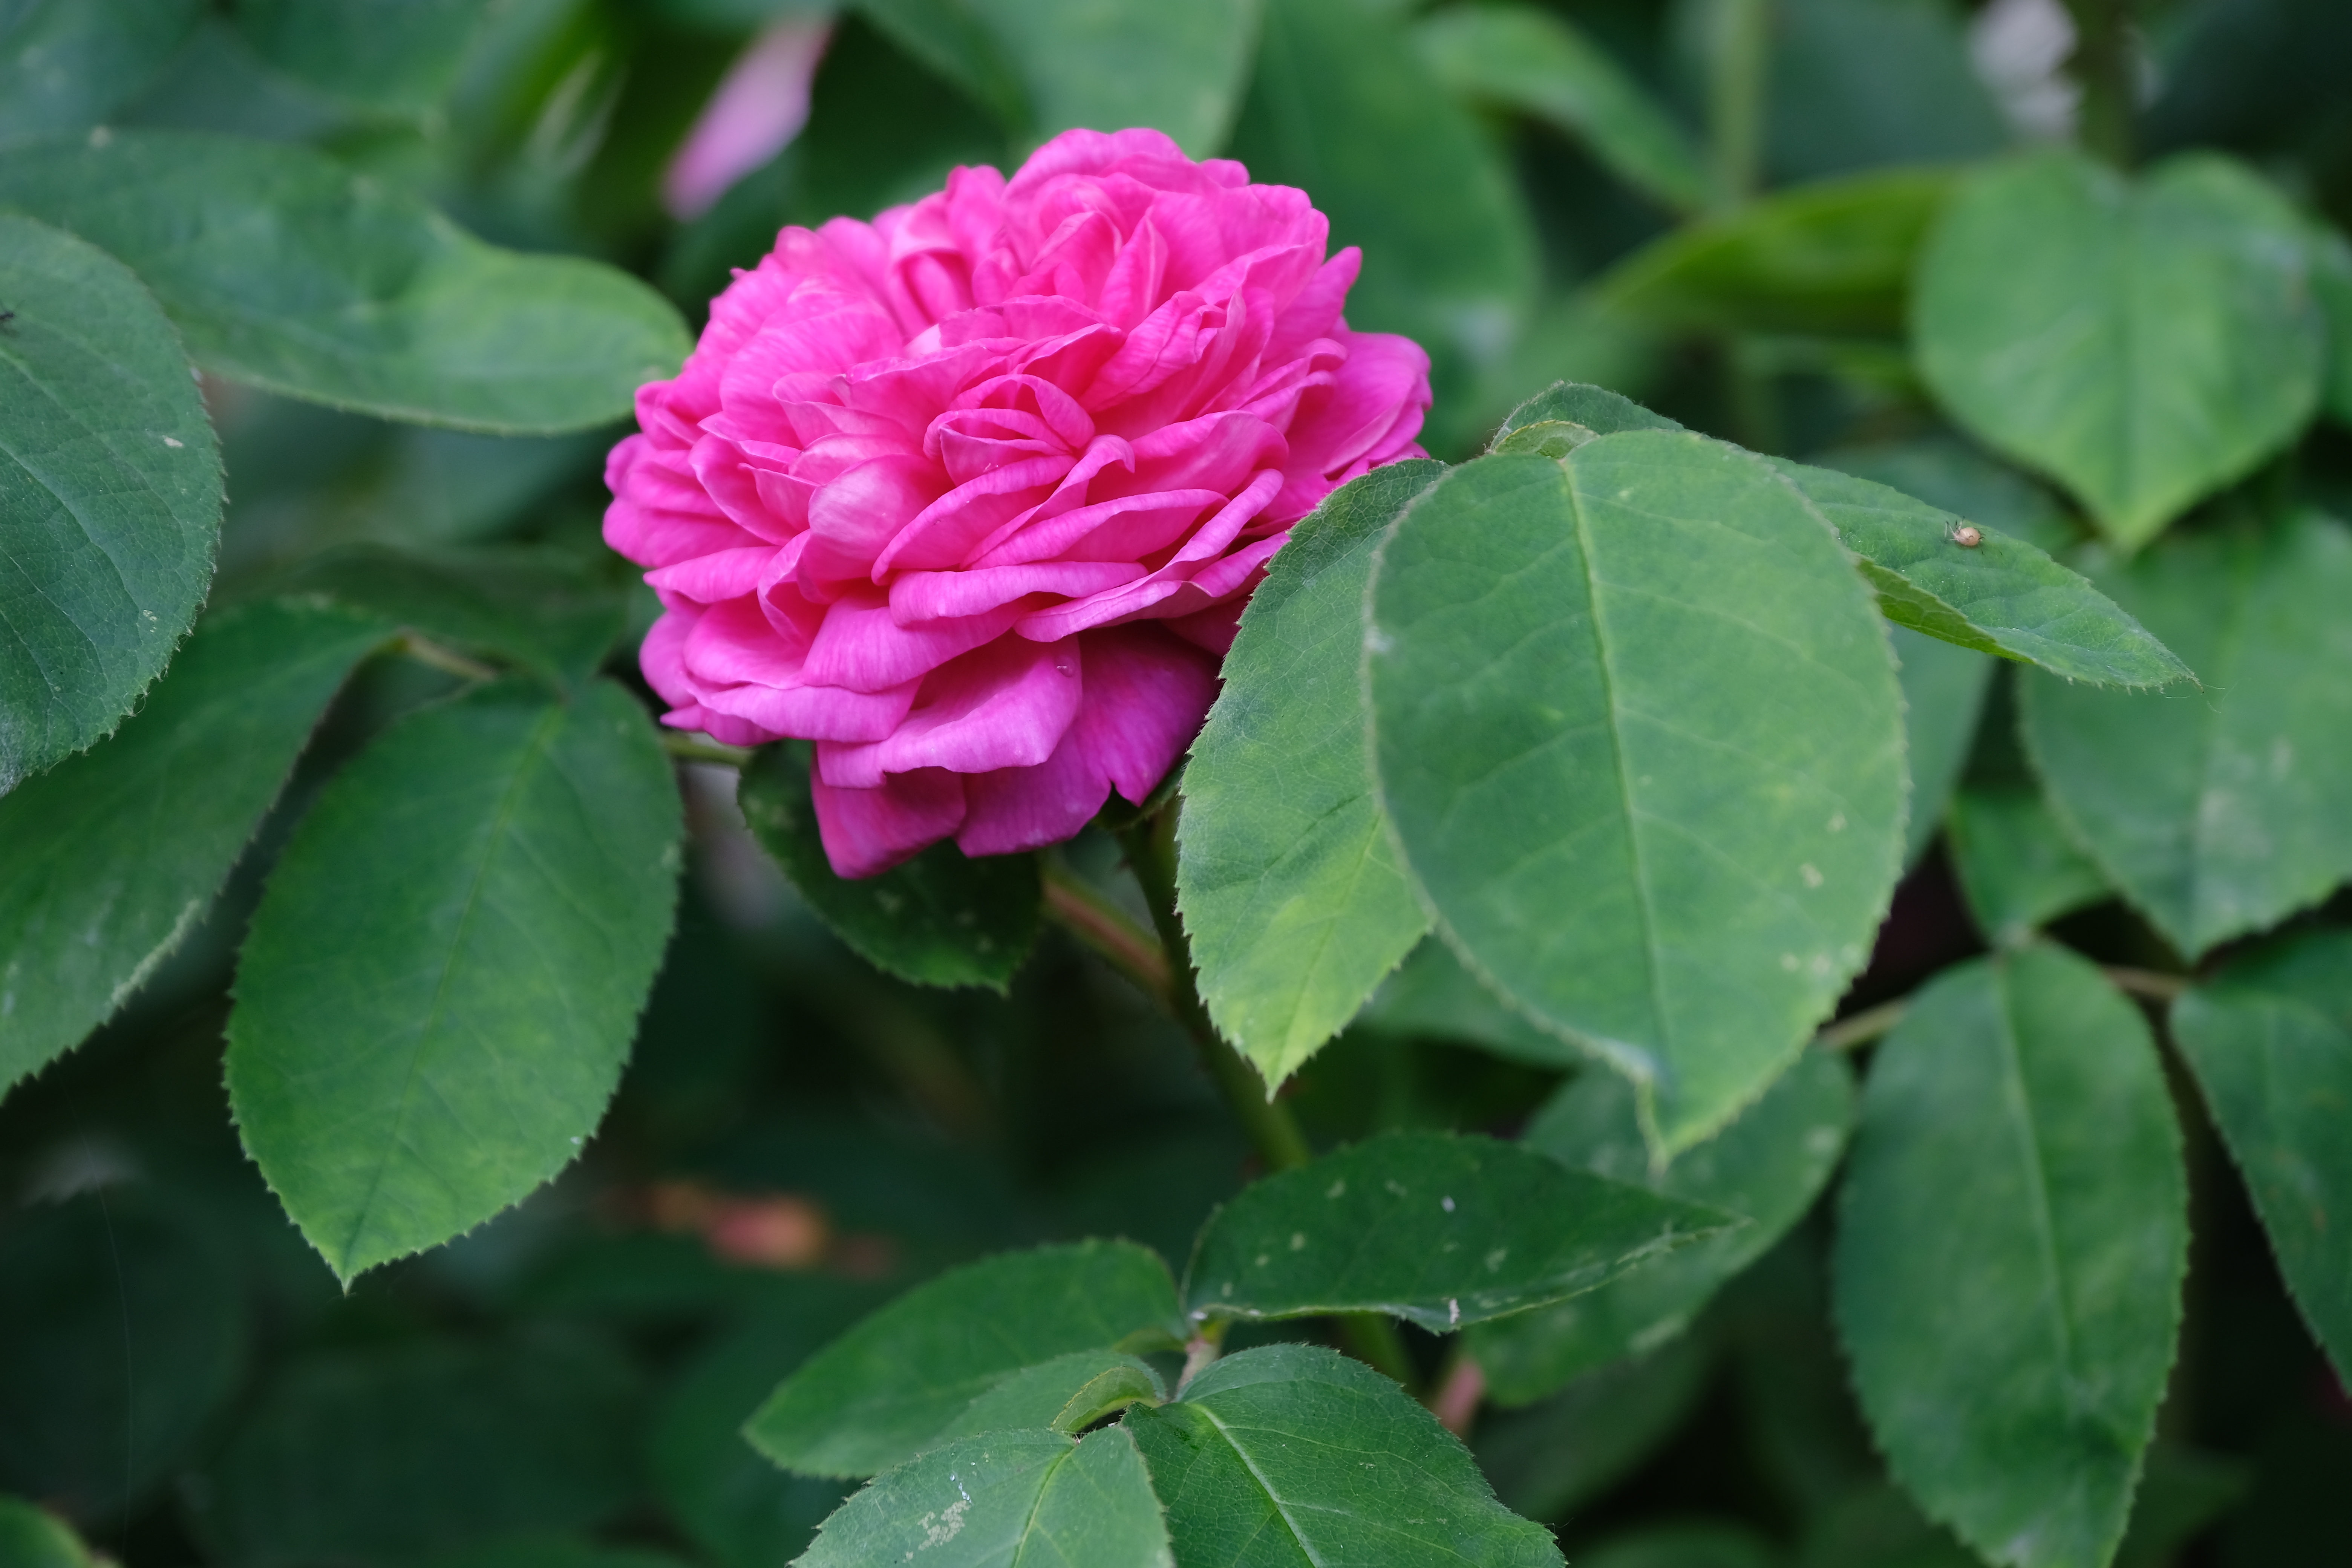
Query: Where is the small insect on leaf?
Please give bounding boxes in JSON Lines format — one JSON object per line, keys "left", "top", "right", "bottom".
{"left": 1952, "top": 525, "right": 1983, "bottom": 548}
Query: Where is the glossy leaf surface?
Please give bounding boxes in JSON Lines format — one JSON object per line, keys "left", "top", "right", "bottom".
{"left": 1916, "top": 151, "right": 2322, "bottom": 547}
{"left": 1834, "top": 946, "right": 2187, "bottom": 1568}
{"left": 0, "top": 214, "right": 222, "bottom": 792}
{"left": 799, "top": 1427, "right": 1173, "bottom": 1568}
{"left": 1469, "top": 1049, "right": 1853, "bottom": 1404}
{"left": 1368, "top": 438, "right": 1905, "bottom": 1151}
{"left": 227, "top": 680, "right": 684, "bottom": 1281}
{"left": 1178, "top": 460, "right": 1444, "bottom": 1083}
{"left": 1185, "top": 1131, "right": 1726, "bottom": 1332}
{"left": 746, "top": 1242, "right": 1184, "bottom": 1478}
{"left": 1946, "top": 781, "right": 2110, "bottom": 948}
{"left": 0, "top": 601, "right": 390, "bottom": 1092}
{"left": 1128, "top": 1345, "right": 1563, "bottom": 1568}
{"left": 2018, "top": 513, "right": 2352, "bottom": 956}
{"left": 2174, "top": 929, "right": 2352, "bottom": 1383}
{"left": 739, "top": 742, "right": 1040, "bottom": 992}
{"left": 0, "top": 133, "right": 691, "bottom": 433}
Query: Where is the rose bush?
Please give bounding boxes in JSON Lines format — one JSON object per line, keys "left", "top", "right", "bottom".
{"left": 606, "top": 127, "right": 1430, "bottom": 876}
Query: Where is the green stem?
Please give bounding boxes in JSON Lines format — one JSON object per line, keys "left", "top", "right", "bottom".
{"left": 2062, "top": 0, "right": 2135, "bottom": 167}
{"left": 660, "top": 732, "right": 753, "bottom": 768}
{"left": 392, "top": 632, "right": 499, "bottom": 684}
{"left": 1704, "top": 0, "right": 1769, "bottom": 209}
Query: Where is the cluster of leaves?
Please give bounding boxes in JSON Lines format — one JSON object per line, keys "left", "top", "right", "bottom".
{"left": 7, "top": 1, "right": 2352, "bottom": 1566}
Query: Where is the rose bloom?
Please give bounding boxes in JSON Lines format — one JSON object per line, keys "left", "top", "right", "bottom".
{"left": 606, "top": 127, "right": 1432, "bottom": 877}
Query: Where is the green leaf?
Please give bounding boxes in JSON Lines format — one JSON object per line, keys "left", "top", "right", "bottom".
{"left": 1127, "top": 1344, "right": 1563, "bottom": 1567}
{"left": 2313, "top": 223, "right": 2352, "bottom": 426}
{"left": 1183, "top": 1130, "right": 1727, "bottom": 1332}
{"left": 1596, "top": 168, "right": 1954, "bottom": 337}
{"left": 0, "top": 1498, "right": 96, "bottom": 1568}
{"left": 1946, "top": 780, "right": 2110, "bottom": 948}
{"left": 969, "top": 0, "right": 1259, "bottom": 157}
{"left": 2173, "top": 928, "right": 2352, "bottom": 1386}
{"left": 853, "top": 0, "right": 1034, "bottom": 135}
{"left": 187, "top": 1338, "right": 642, "bottom": 1565}
{"left": 1770, "top": 456, "right": 2191, "bottom": 688}
{"left": 0, "top": 213, "right": 221, "bottom": 792}
{"left": 800, "top": 1427, "right": 1174, "bottom": 1568}
{"left": 1889, "top": 624, "right": 1991, "bottom": 869}
{"left": 1360, "top": 938, "right": 1582, "bottom": 1070}
{"left": 1577, "top": 1524, "right": 1779, "bottom": 1568}
{"left": 1813, "top": 435, "right": 2079, "bottom": 556}
{"left": 745, "top": 1241, "right": 1185, "bottom": 1478}
{"left": 1178, "top": 459, "right": 1444, "bottom": 1083}
{"left": 1491, "top": 379, "right": 1683, "bottom": 445}
{"left": 1796, "top": 1485, "right": 1980, "bottom": 1568}
{"left": 1472, "top": 1335, "right": 1713, "bottom": 1523}
{"left": 233, "top": 0, "right": 488, "bottom": 114}
{"left": 0, "top": 0, "right": 204, "bottom": 136}
{"left": 930, "top": 1350, "right": 1165, "bottom": 1445}
{"left": 1367, "top": 438, "right": 1906, "bottom": 1152}
{"left": 2114, "top": 1446, "right": 2252, "bottom": 1568}
{"left": 1228, "top": 0, "right": 1538, "bottom": 445}
{"left": 0, "top": 132, "right": 692, "bottom": 433}
{"left": 1764, "top": 0, "right": 2006, "bottom": 186}
{"left": 738, "top": 741, "right": 1040, "bottom": 991}
{"left": 2017, "top": 511, "right": 2352, "bottom": 956}
{"left": 1833, "top": 945, "right": 2187, "bottom": 1568}
{"left": 225, "top": 679, "right": 684, "bottom": 1282}
{"left": 1414, "top": 4, "right": 1713, "bottom": 216}
{"left": 1468, "top": 1050, "right": 1853, "bottom": 1404}
{"left": 0, "top": 600, "right": 390, "bottom": 1093}
{"left": 423, "top": 1544, "right": 695, "bottom": 1568}
{"left": 1914, "top": 150, "right": 2323, "bottom": 548}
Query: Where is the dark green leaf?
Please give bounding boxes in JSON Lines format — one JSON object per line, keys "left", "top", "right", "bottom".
{"left": 1228, "top": 0, "right": 1538, "bottom": 445}
{"left": 853, "top": 0, "right": 1034, "bottom": 134}
{"left": 0, "top": 600, "right": 390, "bottom": 1092}
{"left": 1596, "top": 168, "right": 1954, "bottom": 337}
{"left": 1360, "top": 939, "right": 1582, "bottom": 1070}
{"left": 1771, "top": 456, "right": 2190, "bottom": 688}
{"left": 2017, "top": 512, "right": 2352, "bottom": 956}
{"left": 188, "top": 1338, "right": 642, "bottom": 1565}
{"left": 745, "top": 1241, "right": 1185, "bottom": 1478}
{"left": 1178, "top": 460, "right": 1444, "bottom": 1083}
{"left": 0, "top": 213, "right": 221, "bottom": 792}
{"left": 1367, "top": 439, "right": 1905, "bottom": 1152}
{"left": 423, "top": 1544, "right": 694, "bottom": 1568}
{"left": 2173, "top": 928, "right": 2352, "bottom": 1385}
{"left": 1833, "top": 945, "right": 2186, "bottom": 1568}
{"left": 969, "top": 0, "right": 1259, "bottom": 156}
{"left": 0, "top": 0, "right": 204, "bottom": 136}
{"left": 1764, "top": 0, "right": 2006, "bottom": 185}
{"left": 1415, "top": 4, "right": 1712, "bottom": 215}
{"left": 225, "top": 679, "right": 684, "bottom": 1282}
{"left": 1578, "top": 1524, "right": 1779, "bottom": 1568}
{"left": 0, "top": 1498, "right": 95, "bottom": 1568}
{"left": 800, "top": 1427, "right": 1173, "bottom": 1568}
{"left": 739, "top": 741, "right": 1040, "bottom": 991}
{"left": 0, "top": 132, "right": 692, "bottom": 433}
{"left": 1471, "top": 1335, "right": 1713, "bottom": 1524}
{"left": 1915, "top": 151, "right": 2323, "bottom": 548}
{"left": 1889, "top": 624, "right": 1991, "bottom": 869}
{"left": 2314, "top": 224, "right": 2352, "bottom": 426}
{"left": 929, "top": 1350, "right": 1165, "bottom": 1444}
{"left": 1946, "top": 781, "right": 2110, "bottom": 948}
{"left": 2114, "top": 1446, "right": 2251, "bottom": 1568}
{"left": 1468, "top": 1050, "right": 1853, "bottom": 1404}
{"left": 1184, "top": 1130, "right": 1727, "bottom": 1333}
{"left": 233, "top": 0, "right": 488, "bottom": 114}
{"left": 1128, "top": 1344, "right": 1562, "bottom": 1567}
{"left": 0, "top": 1191, "right": 247, "bottom": 1522}
{"left": 1795, "top": 1485, "right": 1978, "bottom": 1568}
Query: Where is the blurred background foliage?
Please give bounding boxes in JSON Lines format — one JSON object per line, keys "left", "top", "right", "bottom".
{"left": 3, "top": 0, "right": 2350, "bottom": 1563}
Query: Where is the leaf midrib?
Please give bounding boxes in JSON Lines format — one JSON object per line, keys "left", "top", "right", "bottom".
{"left": 1989, "top": 960, "right": 2087, "bottom": 1418}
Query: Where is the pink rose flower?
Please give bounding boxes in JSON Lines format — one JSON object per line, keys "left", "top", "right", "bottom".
{"left": 605, "top": 127, "right": 1432, "bottom": 877}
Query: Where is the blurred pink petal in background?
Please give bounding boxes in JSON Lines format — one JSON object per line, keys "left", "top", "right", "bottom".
{"left": 662, "top": 18, "right": 832, "bottom": 221}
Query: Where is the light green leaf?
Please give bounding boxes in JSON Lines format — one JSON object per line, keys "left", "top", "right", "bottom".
{"left": 1772, "top": 457, "right": 2190, "bottom": 688}
{"left": 1128, "top": 1344, "right": 1563, "bottom": 1568}
{"left": 1596, "top": 168, "right": 1954, "bottom": 337}
{"left": 1946, "top": 780, "right": 2110, "bottom": 948}
{"left": 800, "top": 1427, "right": 1173, "bottom": 1568}
{"left": 1415, "top": 4, "right": 1712, "bottom": 216}
{"left": 746, "top": 1241, "right": 1185, "bottom": 1478}
{"left": 1490, "top": 379, "right": 1682, "bottom": 445}
{"left": 1914, "top": 150, "right": 2323, "bottom": 548}
{"left": 0, "top": 1498, "right": 95, "bottom": 1568}
{"left": 968, "top": 0, "right": 1259, "bottom": 157}
{"left": 1468, "top": 1049, "right": 1853, "bottom": 1404}
{"left": 1184, "top": 1130, "right": 1727, "bottom": 1333}
{"left": 233, "top": 0, "right": 488, "bottom": 114}
{"left": 1228, "top": 0, "right": 1538, "bottom": 445}
{"left": 1178, "top": 459, "right": 1444, "bottom": 1083}
{"left": 738, "top": 741, "right": 1040, "bottom": 991}
{"left": 1359, "top": 938, "right": 1582, "bottom": 1070}
{"left": 2017, "top": 511, "right": 2352, "bottom": 956}
{"left": 225, "top": 679, "right": 684, "bottom": 1282}
{"left": 0, "top": 0, "right": 204, "bottom": 136}
{"left": 1367, "top": 438, "right": 1906, "bottom": 1152}
{"left": 1472, "top": 1335, "right": 1713, "bottom": 1524}
{"left": 0, "top": 600, "right": 390, "bottom": 1093}
{"left": 0, "top": 213, "right": 221, "bottom": 792}
{"left": 2173, "top": 928, "right": 2352, "bottom": 1386}
{"left": 929, "top": 1350, "right": 1165, "bottom": 1444}
{"left": 1814, "top": 435, "right": 2078, "bottom": 556}
{"left": 1889, "top": 624, "right": 1991, "bottom": 869}
{"left": 0, "top": 132, "right": 692, "bottom": 433}
{"left": 1833, "top": 945, "right": 2186, "bottom": 1568}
